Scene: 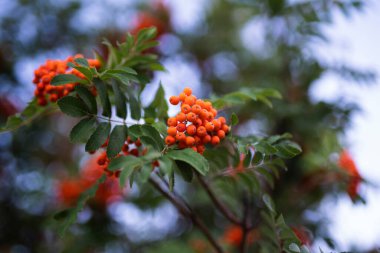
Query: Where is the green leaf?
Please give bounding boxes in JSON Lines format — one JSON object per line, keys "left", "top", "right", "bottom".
{"left": 69, "top": 64, "right": 93, "bottom": 80}
{"left": 57, "top": 96, "right": 89, "bottom": 117}
{"left": 51, "top": 74, "right": 85, "bottom": 86}
{"left": 175, "top": 160, "right": 193, "bottom": 182}
{"left": 140, "top": 136, "right": 160, "bottom": 151}
{"left": 166, "top": 149, "right": 209, "bottom": 176}
{"left": 93, "top": 78, "right": 111, "bottom": 117}
{"left": 127, "top": 91, "right": 141, "bottom": 120}
{"left": 75, "top": 85, "right": 97, "bottom": 114}
{"left": 145, "top": 83, "right": 168, "bottom": 120}
{"left": 141, "top": 124, "right": 164, "bottom": 150}
{"left": 111, "top": 81, "right": 127, "bottom": 119}
{"left": 85, "top": 122, "right": 111, "bottom": 152}
{"left": 58, "top": 175, "right": 106, "bottom": 236}
{"left": 107, "top": 125, "right": 128, "bottom": 158}
{"left": 128, "top": 124, "right": 142, "bottom": 140}
{"left": 152, "top": 121, "right": 167, "bottom": 136}
{"left": 108, "top": 155, "right": 142, "bottom": 171}
{"left": 255, "top": 141, "right": 278, "bottom": 155}
{"left": 231, "top": 113, "right": 239, "bottom": 126}
{"left": 262, "top": 194, "right": 276, "bottom": 213}
{"left": 69, "top": 117, "right": 97, "bottom": 143}
{"left": 137, "top": 27, "right": 157, "bottom": 44}
{"left": 102, "top": 72, "right": 140, "bottom": 85}
{"left": 159, "top": 156, "right": 174, "bottom": 175}
{"left": 275, "top": 141, "right": 302, "bottom": 159}
{"left": 101, "top": 67, "right": 137, "bottom": 76}
{"left": 74, "top": 58, "right": 89, "bottom": 67}
{"left": 0, "top": 99, "right": 45, "bottom": 132}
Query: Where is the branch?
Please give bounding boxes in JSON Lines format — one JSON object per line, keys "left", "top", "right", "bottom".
{"left": 196, "top": 173, "right": 241, "bottom": 225}
{"left": 149, "top": 176, "right": 224, "bottom": 253}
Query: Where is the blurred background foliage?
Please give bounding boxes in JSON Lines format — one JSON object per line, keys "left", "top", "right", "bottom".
{"left": 0, "top": 0, "right": 376, "bottom": 252}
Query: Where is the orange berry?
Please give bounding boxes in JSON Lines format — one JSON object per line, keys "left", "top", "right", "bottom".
{"left": 186, "top": 136, "right": 195, "bottom": 146}
{"left": 37, "top": 83, "right": 45, "bottom": 91}
{"left": 200, "top": 109, "right": 209, "bottom": 120}
{"left": 179, "top": 92, "right": 187, "bottom": 101}
{"left": 176, "top": 112, "right": 187, "bottom": 122}
{"left": 212, "top": 119, "right": 221, "bottom": 131}
{"left": 165, "top": 136, "right": 176, "bottom": 145}
{"left": 205, "top": 122, "right": 214, "bottom": 132}
{"left": 167, "top": 117, "right": 178, "bottom": 127}
{"left": 37, "top": 97, "right": 47, "bottom": 106}
{"left": 181, "top": 104, "right": 191, "bottom": 114}
{"left": 130, "top": 148, "right": 139, "bottom": 156}
{"left": 194, "top": 136, "right": 201, "bottom": 145}
{"left": 185, "top": 95, "right": 196, "bottom": 106}
{"left": 206, "top": 112, "right": 214, "bottom": 121}
{"left": 191, "top": 104, "right": 202, "bottom": 114}
{"left": 194, "top": 118, "right": 203, "bottom": 126}
{"left": 191, "top": 146, "right": 198, "bottom": 152}
{"left": 132, "top": 139, "right": 140, "bottom": 148}
{"left": 49, "top": 94, "right": 58, "bottom": 102}
{"left": 210, "top": 108, "right": 217, "bottom": 117}
{"left": 169, "top": 96, "right": 180, "bottom": 105}
{"left": 196, "top": 126, "right": 207, "bottom": 137}
{"left": 183, "top": 87, "right": 192, "bottom": 96}
{"left": 177, "top": 123, "right": 187, "bottom": 132}
{"left": 202, "top": 135, "right": 211, "bottom": 144}
{"left": 204, "top": 101, "right": 212, "bottom": 110}
{"left": 217, "top": 130, "right": 225, "bottom": 139}
{"left": 196, "top": 99, "right": 205, "bottom": 108}
{"left": 222, "top": 124, "right": 230, "bottom": 133}
{"left": 122, "top": 144, "right": 129, "bottom": 153}
{"left": 186, "top": 124, "right": 197, "bottom": 136}
{"left": 219, "top": 116, "right": 226, "bottom": 125}
{"left": 186, "top": 112, "right": 197, "bottom": 122}
{"left": 167, "top": 126, "right": 177, "bottom": 136}
{"left": 211, "top": 136, "right": 220, "bottom": 145}
{"left": 197, "top": 145, "right": 206, "bottom": 154}
{"left": 176, "top": 132, "right": 186, "bottom": 142}
{"left": 178, "top": 141, "right": 187, "bottom": 149}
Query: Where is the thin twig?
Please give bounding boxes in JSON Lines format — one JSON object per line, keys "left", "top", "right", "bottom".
{"left": 149, "top": 176, "right": 224, "bottom": 253}
{"left": 196, "top": 173, "right": 241, "bottom": 225}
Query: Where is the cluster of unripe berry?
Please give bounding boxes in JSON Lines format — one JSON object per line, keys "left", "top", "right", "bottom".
{"left": 33, "top": 54, "right": 101, "bottom": 106}
{"left": 165, "top": 87, "right": 229, "bottom": 154}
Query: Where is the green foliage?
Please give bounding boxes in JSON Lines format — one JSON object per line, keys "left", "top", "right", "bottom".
{"left": 93, "top": 78, "right": 112, "bottom": 117}
{"left": 0, "top": 99, "right": 48, "bottom": 132}
{"left": 211, "top": 88, "right": 282, "bottom": 109}
{"left": 85, "top": 122, "right": 111, "bottom": 152}
{"left": 75, "top": 85, "right": 97, "bottom": 114}
{"left": 144, "top": 83, "right": 168, "bottom": 122}
{"left": 57, "top": 96, "right": 90, "bottom": 117}
{"left": 51, "top": 74, "right": 87, "bottom": 86}
{"left": 165, "top": 149, "right": 209, "bottom": 176}
{"left": 106, "top": 125, "right": 128, "bottom": 158}
{"left": 69, "top": 117, "right": 97, "bottom": 143}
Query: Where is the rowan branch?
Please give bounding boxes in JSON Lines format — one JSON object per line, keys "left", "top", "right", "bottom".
{"left": 149, "top": 175, "right": 224, "bottom": 253}
{"left": 196, "top": 173, "right": 241, "bottom": 225}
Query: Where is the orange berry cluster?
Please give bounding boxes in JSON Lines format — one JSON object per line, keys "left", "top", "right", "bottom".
{"left": 165, "top": 87, "right": 229, "bottom": 154}
{"left": 33, "top": 54, "right": 101, "bottom": 106}
{"left": 338, "top": 150, "right": 362, "bottom": 199}
{"left": 94, "top": 136, "right": 159, "bottom": 178}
